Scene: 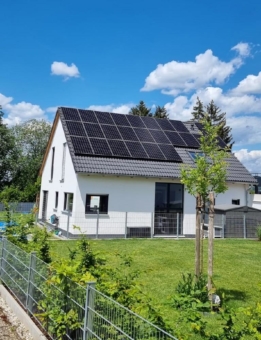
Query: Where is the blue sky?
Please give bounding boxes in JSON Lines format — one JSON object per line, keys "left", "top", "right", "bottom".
{"left": 1, "top": 0, "right": 261, "bottom": 171}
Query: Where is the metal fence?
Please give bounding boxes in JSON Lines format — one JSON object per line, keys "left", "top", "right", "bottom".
{"left": 39, "top": 210, "right": 183, "bottom": 239}
{"left": 0, "top": 238, "right": 178, "bottom": 340}
{"left": 203, "top": 210, "right": 261, "bottom": 238}
{"left": 0, "top": 202, "right": 35, "bottom": 213}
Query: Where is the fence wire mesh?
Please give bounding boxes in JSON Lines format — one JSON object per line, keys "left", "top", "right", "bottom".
{"left": 39, "top": 211, "right": 183, "bottom": 239}
{"left": 0, "top": 239, "right": 178, "bottom": 340}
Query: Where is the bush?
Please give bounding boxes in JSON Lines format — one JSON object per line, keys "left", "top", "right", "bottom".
{"left": 257, "top": 226, "right": 261, "bottom": 241}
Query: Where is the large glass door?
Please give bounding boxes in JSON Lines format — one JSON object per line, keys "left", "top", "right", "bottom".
{"left": 154, "top": 183, "right": 183, "bottom": 235}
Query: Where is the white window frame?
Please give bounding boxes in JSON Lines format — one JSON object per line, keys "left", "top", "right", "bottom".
{"left": 64, "top": 192, "right": 74, "bottom": 212}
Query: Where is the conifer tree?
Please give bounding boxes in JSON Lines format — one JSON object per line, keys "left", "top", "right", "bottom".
{"left": 129, "top": 100, "right": 152, "bottom": 116}
{"left": 191, "top": 98, "right": 234, "bottom": 150}
{"left": 154, "top": 106, "right": 169, "bottom": 119}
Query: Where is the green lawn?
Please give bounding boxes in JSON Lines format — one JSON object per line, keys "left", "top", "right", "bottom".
{"left": 50, "top": 238, "right": 261, "bottom": 311}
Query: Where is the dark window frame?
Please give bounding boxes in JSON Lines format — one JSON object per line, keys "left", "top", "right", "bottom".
{"left": 85, "top": 194, "right": 109, "bottom": 214}
{"left": 51, "top": 147, "right": 55, "bottom": 180}
{"left": 232, "top": 199, "right": 240, "bottom": 205}
{"left": 155, "top": 183, "right": 183, "bottom": 213}
{"left": 55, "top": 191, "right": 59, "bottom": 209}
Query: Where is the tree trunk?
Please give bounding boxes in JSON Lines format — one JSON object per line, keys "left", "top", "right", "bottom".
{"left": 208, "top": 191, "right": 215, "bottom": 303}
{"left": 200, "top": 196, "right": 204, "bottom": 275}
{"left": 195, "top": 194, "right": 201, "bottom": 278}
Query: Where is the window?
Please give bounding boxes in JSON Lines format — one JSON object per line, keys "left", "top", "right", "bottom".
{"left": 55, "top": 192, "right": 59, "bottom": 209}
{"left": 85, "top": 195, "right": 109, "bottom": 214}
{"left": 232, "top": 199, "right": 240, "bottom": 205}
{"left": 188, "top": 151, "right": 211, "bottom": 163}
{"left": 155, "top": 183, "right": 183, "bottom": 213}
{"left": 61, "top": 143, "right": 66, "bottom": 181}
{"left": 50, "top": 147, "right": 55, "bottom": 181}
{"left": 64, "top": 193, "right": 74, "bottom": 212}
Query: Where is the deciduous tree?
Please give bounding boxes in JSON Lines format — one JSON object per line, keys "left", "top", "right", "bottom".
{"left": 0, "top": 106, "right": 16, "bottom": 190}
{"left": 181, "top": 117, "right": 229, "bottom": 295}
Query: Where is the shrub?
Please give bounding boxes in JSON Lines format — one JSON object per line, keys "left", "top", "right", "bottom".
{"left": 257, "top": 226, "right": 261, "bottom": 241}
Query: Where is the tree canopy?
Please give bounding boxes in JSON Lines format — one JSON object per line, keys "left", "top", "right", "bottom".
{"left": 192, "top": 97, "right": 234, "bottom": 149}
{"left": 129, "top": 101, "right": 168, "bottom": 118}
{"left": 0, "top": 106, "right": 16, "bottom": 191}
{"left": 0, "top": 118, "right": 52, "bottom": 202}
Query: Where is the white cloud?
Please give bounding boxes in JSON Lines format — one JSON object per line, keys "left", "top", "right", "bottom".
{"left": 141, "top": 43, "right": 250, "bottom": 95}
{"left": 0, "top": 93, "right": 46, "bottom": 126}
{"left": 234, "top": 149, "right": 261, "bottom": 173}
{"left": 51, "top": 61, "right": 80, "bottom": 79}
{"left": 87, "top": 104, "right": 134, "bottom": 115}
{"left": 231, "top": 42, "right": 251, "bottom": 57}
{"left": 232, "top": 71, "right": 261, "bottom": 95}
{"left": 164, "top": 86, "right": 261, "bottom": 121}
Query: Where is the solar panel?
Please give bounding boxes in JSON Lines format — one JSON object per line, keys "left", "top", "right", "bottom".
{"left": 141, "top": 117, "right": 160, "bottom": 129}
{"left": 155, "top": 118, "right": 175, "bottom": 131}
{"left": 89, "top": 138, "right": 112, "bottom": 156}
{"left": 164, "top": 131, "right": 187, "bottom": 146}
{"left": 71, "top": 137, "right": 93, "bottom": 155}
{"left": 125, "top": 141, "right": 148, "bottom": 158}
{"left": 142, "top": 143, "right": 165, "bottom": 159}
{"left": 194, "top": 122, "right": 203, "bottom": 131}
{"left": 84, "top": 123, "right": 105, "bottom": 138}
{"left": 107, "top": 140, "right": 131, "bottom": 157}
{"left": 66, "top": 121, "right": 87, "bottom": 137}
{"left": 95, "top": 111, "right": 115, "bottom": 125}
{"left": 134, "top": 128, "right": 155, "bottom": 143}
{"left": 179, "top": 133, "right": 200, "bottom": 148}
{"left": 158, "top": 145, "right": 182, "bottom": 162}
{"left": 149, "top": 129, "right": 170, "bottom": 144}
{"left": 117, "top": 126, "right": 139, "bottom": 141}
{"left": 112, "top": 113, "right": 130, "bottom": 126}
{"left": 217, "top": 136, "right": 227, "bottom": 148}
{"left": 169, "top": 120, "right": 189, "bottom": 132}
{"left": 101, "top": 124, "right": 122, "bottom": 140}
{"left": 62, "top": 107, "right": 81, "bottom": 121}
{"left": 79, "top": 109, "right": 98, "bottom": 123}
{"left": 126, "top": 115, "right": 146, "bottom": 128}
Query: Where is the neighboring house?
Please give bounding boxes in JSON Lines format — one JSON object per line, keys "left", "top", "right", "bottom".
{"left": 39, "top": 107, "right": 257, "bottom": 238}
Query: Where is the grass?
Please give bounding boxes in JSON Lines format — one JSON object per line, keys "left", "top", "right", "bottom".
{"left": 50, "top": 238, "right": 261, "bottom": 311}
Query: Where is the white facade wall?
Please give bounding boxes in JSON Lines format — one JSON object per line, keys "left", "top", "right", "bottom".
{"left": 183, "top": 183, "right": 247, "bottom": 235}
{"left": 249, "top": 194, "right": 261, "bottom": 210}
{"left": 39, "top": 118, "right": 78, "bottom": 234}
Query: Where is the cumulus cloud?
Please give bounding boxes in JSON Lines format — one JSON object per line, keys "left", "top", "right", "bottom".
{"left": 232, "top": 71, "right": 261, "bottom": 95}
{"left": 51, "top": 61, "right": 80, "bottom": 79}
{"left": 87, "top": 104, "right": 134, "bottom": 115}
{"left": 0, "top": 93, "right": 46, "bottom": 125}
{"left": 46, "top": 106, "right": 58, "bottom": 113}
{"left": 231, "top": 42, "right": 251, "bottom": 57}
{"left": 164, "top": 86, "right": 261, "bottom": 120}
{"left": 234, "top": 149, "right": 261, "bottom": 173}
{"left": 141, "top": 43, "right": 251, "bottom": 95}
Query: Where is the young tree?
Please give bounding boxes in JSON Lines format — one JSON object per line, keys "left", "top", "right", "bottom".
{"left": 129, "top": 100, "right": 152, "bottom": 116}
{"left": 0, "top": 106, "right": 16, "bottom": 191}
{"left": 181, "top": 117, "right": 229, "bottom": 294}
{"left": 154, "top": 106, "right": 169, "bottom": 119}
{"left": 192, "top": 98, "right": 234, "bottom": 149}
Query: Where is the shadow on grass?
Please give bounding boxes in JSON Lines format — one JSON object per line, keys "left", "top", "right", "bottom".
{"left": 217, "top": 288, "right": 247, "bottom": 303}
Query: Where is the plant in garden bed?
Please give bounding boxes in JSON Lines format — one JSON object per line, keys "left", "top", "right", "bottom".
{"left": 257, "top": 226, "right": 261, "bottom": 241}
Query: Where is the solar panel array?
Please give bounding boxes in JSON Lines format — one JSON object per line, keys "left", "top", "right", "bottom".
{"left": 61, "top": 107, "right": 205, "bottom": 163}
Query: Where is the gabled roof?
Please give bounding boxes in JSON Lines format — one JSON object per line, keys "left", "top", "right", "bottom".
{"left": 41, "top": 107, "right": 257, "bottom": 184}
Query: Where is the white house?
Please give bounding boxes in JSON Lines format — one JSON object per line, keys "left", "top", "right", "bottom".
{"left": 38, "top": 107, "right": 257, "bottom": 238}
